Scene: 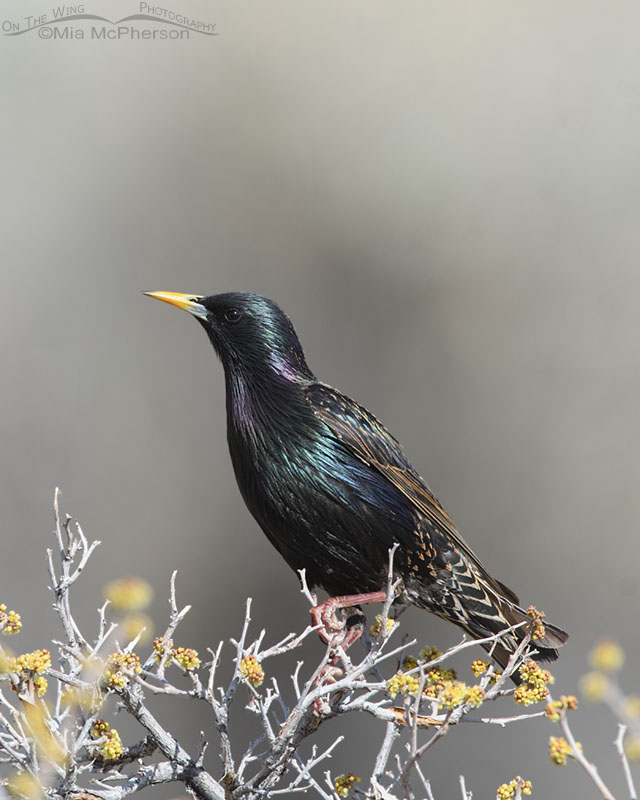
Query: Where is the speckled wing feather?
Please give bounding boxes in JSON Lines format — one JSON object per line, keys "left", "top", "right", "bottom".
{"left": 304, "top": 382, "right": 570, "bottom": 666}
{"left": 304, "top": 381, "right": 520, "bottom": 605}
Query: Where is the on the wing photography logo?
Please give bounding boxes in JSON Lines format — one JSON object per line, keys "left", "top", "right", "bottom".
{"left": 2, "top": 3, "right": 217, "bottom": 40}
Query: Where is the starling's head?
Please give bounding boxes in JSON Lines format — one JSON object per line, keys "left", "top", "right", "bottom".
{"left": 144, "top": 291, "right": 315, "bottom": 382}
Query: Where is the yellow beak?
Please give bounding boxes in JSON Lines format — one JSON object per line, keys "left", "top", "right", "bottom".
{"left": 143, "top": 291, "right": 208, "bottom": 320}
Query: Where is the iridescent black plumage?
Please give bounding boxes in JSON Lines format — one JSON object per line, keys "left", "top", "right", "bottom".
{"left": 146, "top": 291, "right": 568, "bottom": 669}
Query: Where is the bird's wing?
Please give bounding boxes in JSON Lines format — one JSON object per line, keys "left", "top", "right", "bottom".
{"left": 304, "top": 382, "right": 520, "bottom": 605}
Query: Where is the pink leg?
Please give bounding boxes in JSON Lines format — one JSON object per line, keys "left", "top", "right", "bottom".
{"left": 310, "top": 590, "right": 387, "bottom": 716}
{"left": 310, "top": 590, "right": 388, "bottom": 647}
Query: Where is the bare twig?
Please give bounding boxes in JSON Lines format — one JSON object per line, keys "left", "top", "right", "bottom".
{"left": 4, "top": 493, "right": 618, "bottom": 800}
{"left": 554, "top": 695, "right": 616, "bottom": 800}
{"left": 615, "top": 725, "right": 638, "bottom": 800}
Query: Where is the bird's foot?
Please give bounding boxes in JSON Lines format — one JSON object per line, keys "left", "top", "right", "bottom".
{"left": 309, "top": 590, "right": 387, "bottom": 648}
{"left": 309, "top": 591, "right": 386, "bottom": 717}
{"left": 309, "top": 603, "right": 342, "bottom": 646}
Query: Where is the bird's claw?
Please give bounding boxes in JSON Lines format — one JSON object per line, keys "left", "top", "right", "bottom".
{"left": 310, "top": 598, "right": 347, "bottom": 645}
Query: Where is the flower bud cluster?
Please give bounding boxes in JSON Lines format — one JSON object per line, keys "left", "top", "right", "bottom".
{"left": 386, "top": 661, "right": 484, "bottom": 709}
{"left": 545, "top": 694, "right": 578, "bottom": 722}
{"left": 549, "top": 735, "right": 575, "bottom": 766}
{"left": 239, "top": 654, "right": 264, "bottom": 687}
{"left": 497, "top": 776, "right": 532, "bottom": 798}
{"left": 513, "top": 662, "right": 553, "bottom": 706}
{"left": 589, "top": 639, "right": 624, "bottom": 672}
{"left": 526, "top": 605, "right": 546, "bottom": 641}
{"left": 104, "top": 577, "right": 153, "bottom": 612}
{"left": 334, "top": 773, "right": 360, "bottom": 797}
{"left": 0, "top": 604, "right": 22, "bottom": 635}
{"left": 104, "top": 651, "right": 141, "bottom": 688}
{"left": 91, "top": 719, "right": 124, "bottom": 760}
{"left": 153, "top": 638, "right": 201, "bottom": 671}
{"left": 6, "top": 649, "right": 51, "bottom": 696}
{"left": 369, "top": 614, "right": 396, "bottom": 636}
{"left": 471, "top": 659, "right": 488, "bottom": 677}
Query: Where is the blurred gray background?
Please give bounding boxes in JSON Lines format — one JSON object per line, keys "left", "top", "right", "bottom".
{"left": 2, "top": 0, "right": 640, "bottom": 796}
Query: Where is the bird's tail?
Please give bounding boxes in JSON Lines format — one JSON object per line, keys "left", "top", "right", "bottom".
{"left": 415, "top": 563, "right": 568, "bottom": 681}
{"left": 471, "top": 600, "right": 569, "bottom": 681}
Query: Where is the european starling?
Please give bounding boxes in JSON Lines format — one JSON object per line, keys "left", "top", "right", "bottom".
{"left": 145, "top": 291, "right": 568, "bottom": 670}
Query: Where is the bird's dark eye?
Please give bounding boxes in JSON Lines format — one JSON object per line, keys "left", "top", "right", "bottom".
{"left": 224, "top": 308, "right": 242, "bottom": 323}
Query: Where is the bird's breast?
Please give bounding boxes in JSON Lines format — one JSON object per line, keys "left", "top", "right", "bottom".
{"left": 224, "top": 391, "right": 418, "bottom": 594}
